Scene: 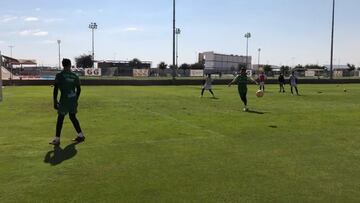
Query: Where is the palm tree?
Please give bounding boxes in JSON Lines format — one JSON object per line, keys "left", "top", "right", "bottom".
{"left": 158, "top": 62, "right": 167, "bottom": 77}
{"left": 347, "top": 63, "right": 356, "bottom": 71}
{"left": 129, "top": 58, "right": 142, "bottom": 69}
{"left": 179, "top": 63, "right": 190, "bottom": 70}
{"left": 179, "top": 63, "right": 190, "bottom": 76}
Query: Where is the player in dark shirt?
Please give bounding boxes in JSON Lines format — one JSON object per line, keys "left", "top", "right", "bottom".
{"left": 49, "top": 58, "right": 85, "bottom": 145}
{"left": 278, "top": 73, "right": 285, "bottom": 93}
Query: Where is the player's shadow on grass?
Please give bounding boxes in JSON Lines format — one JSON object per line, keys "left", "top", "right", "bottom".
{"left": 44, "top": 143, "right": 78, "bottom": 166}
{"left": 246, "top": 110, "right": 265, "bottom": 115}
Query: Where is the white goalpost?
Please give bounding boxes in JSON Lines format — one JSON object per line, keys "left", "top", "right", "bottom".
{"left": 0, "top": 51, "right": 3, "bottom": 102}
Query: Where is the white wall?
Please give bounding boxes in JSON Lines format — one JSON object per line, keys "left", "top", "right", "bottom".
{"left": 1, "top": 67, "right": 11, "bottom": 80}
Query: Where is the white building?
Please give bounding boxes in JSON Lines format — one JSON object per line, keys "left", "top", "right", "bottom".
{"left": 199, "top": 51, "right": 251, "bottom": 74}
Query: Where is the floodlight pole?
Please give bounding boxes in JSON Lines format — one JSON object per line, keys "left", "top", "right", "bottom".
{"left": 330, "top": 0, "right": 335, "bottom": 79}
{"left": 244, "top": 32, "right": 251, "bottom": 69}
{"left": 257, "top": 48, "right": 261, "bottom": 69}
{"left": 8, "top": 45, "right": 14, "bottom": 58}
{"left": 172, "top": 0, "right": 176, "bottom": 80}
{"left": 89, "top": 22, "right": 98, "bottom": 61}
{"left": 175, "top": 28, "right": 181, "bottom": 68}
{"left": 57, "top": 40, "right": 61, "bottom": 70}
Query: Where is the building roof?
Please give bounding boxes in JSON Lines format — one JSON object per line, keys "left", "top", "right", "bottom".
{"left": 324, "top": 65, "right": 349, "bottom": 70}
{"left": 95, "top": 60, "right": 152, "bottom": 64}
{"left": 1, "top": 55, "right": 37, "bottom": 65}
{"left": 201, "top": 51, "right": 248, "bottom": 58}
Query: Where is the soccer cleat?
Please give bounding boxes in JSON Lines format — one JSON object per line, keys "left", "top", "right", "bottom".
{"left": 72, "top": 136, "right": 85, "bottom": 143}
{"left": 49, "top": 139, "right": 60, "bottom": 146}
{"left": 243, "top": 107, "right": 249, "bottom": 112}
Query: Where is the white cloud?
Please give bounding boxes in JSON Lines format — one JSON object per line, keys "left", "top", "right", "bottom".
{"left": 0, "top": 41, "right": 5, "bottom": 44}
{"left": 0, "top": 15, "right": 18, "bottom": 23}
{"left": 24, "top": 17, "right": 39, "bottom": 22}
{"left": 19, "top": 30, "right": 49, "bottom": 37}
{"left": 19, "top": 30, "right": 32, "bottom": 36}
{"left": 33, "top": 31, "right": 48, "bottom": 36}
{"left": 123, "top": 27, "right": 142, "bottom": 32}
{"left": 35, "top": 8, "right": 41, "bottom": 11}
{"left": 44, "top": 18, "right": 64, "bottom": 23}
{"left": 98, "top": 9, "right": 104, "bottom": 13}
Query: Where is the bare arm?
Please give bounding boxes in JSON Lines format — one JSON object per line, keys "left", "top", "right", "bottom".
{"left": 249, "top": 76, "right": 259, "bottom": 85}
{"left": 228, "top": 75, "right": 239, "bottom": 87}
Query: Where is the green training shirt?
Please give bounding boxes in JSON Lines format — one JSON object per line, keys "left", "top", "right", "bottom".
{"left": 55, "top": 70, "right": 80, "bottom": 102}
{"left": 235, "top": 74, "right": 248, "bottom": 93}
{"left": 236, "top": 74, "right": 248, "bottom": 86}
{"left": 55, "top": 71, "right": 80, "bottom": 115}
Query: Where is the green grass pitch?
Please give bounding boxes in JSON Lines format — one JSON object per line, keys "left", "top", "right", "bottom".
{"left": 0, "top": 84, "right": 360, "bottom": 202}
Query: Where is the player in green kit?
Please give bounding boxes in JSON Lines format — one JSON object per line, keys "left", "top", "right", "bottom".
{"left": 228, "top": 68, "right": 258, "bottom": 112}
{"left": 49, "top": 58, "right": 85, "bottom": 145}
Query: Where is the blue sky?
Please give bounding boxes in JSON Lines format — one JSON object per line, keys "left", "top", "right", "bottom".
{"left": 0, "top": 0, "right": 359, "bottom": 67}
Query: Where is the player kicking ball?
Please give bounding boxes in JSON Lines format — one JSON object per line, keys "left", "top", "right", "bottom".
{"left": 228, "top": 68, "right": 258, "bottom": 112}
{"left": 49, "top": 58, "right": 85, "bottom": 145}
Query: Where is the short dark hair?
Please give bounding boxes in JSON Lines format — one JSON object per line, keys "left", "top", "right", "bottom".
{"left": 62, "top": 58, "right": 71, "bottom": 68}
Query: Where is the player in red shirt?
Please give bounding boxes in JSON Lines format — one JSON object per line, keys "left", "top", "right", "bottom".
{"left": 258, "top": 71, "right": 266, "bottom": 92}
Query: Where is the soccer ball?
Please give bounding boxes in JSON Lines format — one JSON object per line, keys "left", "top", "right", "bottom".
{"left": 256, "top": 90, "right": 264, "bottom": 97}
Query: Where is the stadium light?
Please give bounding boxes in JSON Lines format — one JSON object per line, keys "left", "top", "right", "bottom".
{"left": 176, "top": 28, "right": 181, "bottom": 68}
{"left": 89, "top": 22, "right": 98, "bottom": 61}
{"left": 8, "top": 45, "right": 14, "bottom": 58}
{"left": 244, "top": 32, "right": 251, "bottom": 69}
{"left": 330, "top": 0, "right": 335, "bottom": 79}
{"left": 57, "top": 40, "right": 61, "bottom": 70}
{"left": 257, "top": 48, "right": 261, "bottom": 69}
{"left": 172, "top": 0, "right": 176, "bottom": 80}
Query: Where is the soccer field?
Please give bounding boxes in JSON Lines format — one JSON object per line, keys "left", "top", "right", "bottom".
{"left": 0, "top": 84, "right": 360, "bottom": 202}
